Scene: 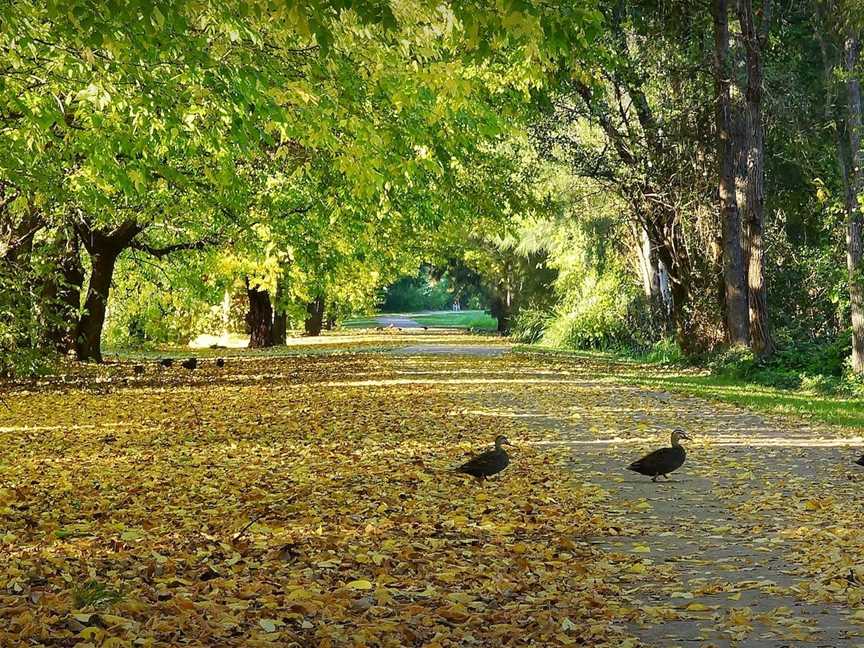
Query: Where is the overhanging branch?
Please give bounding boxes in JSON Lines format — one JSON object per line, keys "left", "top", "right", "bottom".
{"left": 130, "top": 235, "right": 220, "bottom": 259}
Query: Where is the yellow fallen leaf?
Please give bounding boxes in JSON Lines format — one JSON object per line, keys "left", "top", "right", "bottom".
{"left": 685, "top": 602, "right": 713, "bottom": 611}
{"left": 347, "top": 579, "right": 374, "bottom": 590}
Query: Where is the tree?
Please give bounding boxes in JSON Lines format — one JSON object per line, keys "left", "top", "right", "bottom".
{"left": 713, "top": 0, "right": 750, "bottom": 347}
{"left": 817, "top": 0, "right": 864, "bottom": 373}
{"left": 737, "top": 0, "right": 775, "bottom": 356}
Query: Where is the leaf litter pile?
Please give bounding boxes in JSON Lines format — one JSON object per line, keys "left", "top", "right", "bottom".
{"left": 0, "top": 353, "right": 646, "bottom": 647}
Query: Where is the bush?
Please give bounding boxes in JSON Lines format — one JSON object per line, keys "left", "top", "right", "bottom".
{"left": 541, "top": 273, "right": 645, "bottom": 350}
{"left": 510, "top": 308, "right": 551, "bottom": 343}
{"left": 701, "top": 334, "right": 857, "bottom": 392}
{"left": 637, "top": 338, "right": 685, "bottom": 364}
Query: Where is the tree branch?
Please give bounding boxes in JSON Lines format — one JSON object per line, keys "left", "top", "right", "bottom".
{"left": 130, "top": 235, "right": 220, "bottom": 259}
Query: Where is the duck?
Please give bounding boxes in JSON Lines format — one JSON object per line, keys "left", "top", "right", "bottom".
{"left": 628, "top": 429, "right": 692, "bottom": 482}
{"left": 456, "top": 435, "right": 512, "bottom": 480}
{"left": 215, "top": 358, "right": 225, "bottom": 368}
{"left": 181, "top": 357, "right": 198, "bottom": 370}
{"left": 856, "top": 454, "right": 864, "bottom": 467}
{"left": 159, "top": 358, "right": 174, "bottom": 368}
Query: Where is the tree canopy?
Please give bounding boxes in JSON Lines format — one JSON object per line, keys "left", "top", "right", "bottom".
{"left": 3, "top": 0, "right": 864, "bottom": 382}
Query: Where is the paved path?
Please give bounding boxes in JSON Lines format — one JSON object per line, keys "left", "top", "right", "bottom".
{"left": 375, "top": 315, "right": 424, "bottom": 328}
{"left": 391, "top": 351, "right": 864, "bottom": 647}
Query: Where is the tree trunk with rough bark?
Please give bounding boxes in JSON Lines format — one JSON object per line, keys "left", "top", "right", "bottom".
{"left": 304, "top": 295, "right": 325, "bottom": 336}
{"left": 273, "top": 312, "right": 287, "bottom": 345}
{"left": 76, "top": 252, "right": 116, "bottom": 362}
{"left": 490, "top": 294, "right": 512, "bottom": 334}
{"left": 737, "top": 0, "right": 774, "bottom": 357}
{"left": 713, "top": 0, "right": 750, "bottom": 347}
{"left": 845, "top": 34, "right": 864, "bottom": 373}
{"left": 74, "top": 219, "right": 141, "bottom": 362}
{"left": 246, "top": 282, "right": 275, "bottom": 348}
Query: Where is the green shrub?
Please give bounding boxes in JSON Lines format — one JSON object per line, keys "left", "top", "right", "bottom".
{"left": 541, "top": 273, "right": 645, "bottom": 350}
{"left": 510, "top": 308, "right": 551, "bottom": 343}
{"left": 800, "top": 374, "right": 842, "bottom": 394}
{"left": 637, "top": 338, "right": 685, "bottom": 365}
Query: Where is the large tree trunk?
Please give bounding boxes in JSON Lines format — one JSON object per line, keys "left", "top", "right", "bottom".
{"left": 737, "top": 0, "right": 774, "bottom": 357}
{"left": 490, "top": 294, "right": 512, "bottom": 334}
{"left": 273, "top": 311, "right": 287, "bottom": 345}
{"left": 246, "top": 281, "right": 275, "bottom": 348}
{"left": 845, "top": 35, "right": 864, "bottom": 373}
{"left": 73, "top": 219, "right": 141, "bottom": 362}
{"left": 304, "top": 295, "right": 325, "bottom": 336}
{"left": 713, "top": 0, "right": 750, "bottom": 347}
{"left": 75, "top": 251, "right": 117, "bottom": 362}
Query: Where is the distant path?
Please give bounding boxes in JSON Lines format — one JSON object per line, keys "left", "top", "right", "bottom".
{"left": 375, "top": 315, "right": 423, "bottom": 328}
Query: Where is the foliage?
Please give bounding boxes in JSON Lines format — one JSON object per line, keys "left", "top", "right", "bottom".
{"left": 0, "top": 0, "right": 606, "bottom": 367}
{"left": 379, "top": 267, "right": 455, "bottom": 313}
{"left": 510, "top": 307, "right": 551, "bottom": 343}
{"left": 541, "top": 271, "right": 651, "bottom": 351}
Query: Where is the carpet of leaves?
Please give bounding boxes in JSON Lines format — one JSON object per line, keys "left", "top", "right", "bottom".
{"left": 0, "top": 353, "right": 641, "bottom": 647}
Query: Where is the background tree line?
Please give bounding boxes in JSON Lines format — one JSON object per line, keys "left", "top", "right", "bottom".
{"left": 3, "top": 0, "right": 864, "bottom": 389}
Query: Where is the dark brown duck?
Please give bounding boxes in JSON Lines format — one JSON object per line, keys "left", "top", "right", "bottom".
{"left": 457, "top": 435, "right": 512, "bottom": 480}
{"left": 628, "top": 429, "right": 692, "bottom": 482}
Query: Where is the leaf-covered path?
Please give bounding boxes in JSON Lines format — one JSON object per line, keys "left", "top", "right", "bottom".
{"left": 1, "top": 342, "right": 863, "bottom": 647}
{"left": 473, "top": 353, "right": 864, "bottom": 647}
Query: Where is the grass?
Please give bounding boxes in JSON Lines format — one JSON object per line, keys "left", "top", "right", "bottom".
{"left": 340, "top": 316, "right": 380, "bottom": 329}
{"left": 409, "top": 310, "right": 497, "bottom": 330}
{"left": 516, "top": 345, "right": 864, "bottom": 430}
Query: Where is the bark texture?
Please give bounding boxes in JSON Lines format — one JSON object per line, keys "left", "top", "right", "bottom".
{"left": 713, "top": 0, "right": 750, "bottom": 346}
{"left": 845, "top": 34, "right": 864, "bottom": 373}
{"left": 74, "top": 219, "right": 142, "bottom": 362}
{"left": 246, "top": 282, "right": 275, "bottom": 348}
{"left": 304, "top": 295, "right": 325, "bottom": 337}
{"left": 737, "top": 0, "right": 774, "bottom": 357}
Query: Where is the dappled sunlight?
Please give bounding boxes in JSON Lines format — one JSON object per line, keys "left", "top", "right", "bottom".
{"left": 0, "top": 349, "right": 647, "bottom": 646}
{"left": 4, "top": 344, "right": 864, "bottom": 646}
